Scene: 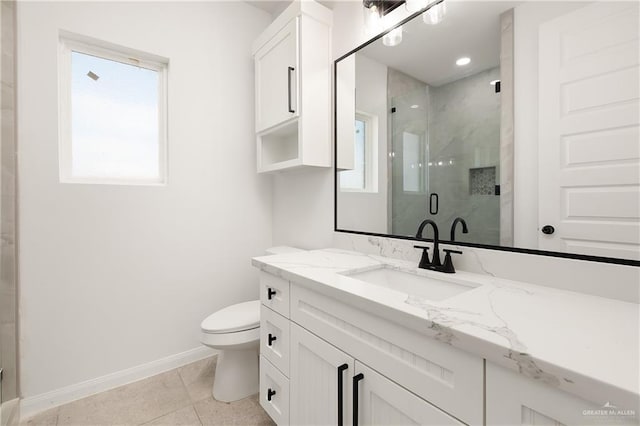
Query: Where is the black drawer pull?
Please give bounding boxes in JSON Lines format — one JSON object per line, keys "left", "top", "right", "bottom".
{"left": 267, "top": 287, "right": 276, "bottom": 300}
{"left": 268, "top": 333, "right": 277, "bottom": 346}
{"left": 267, "top": 388, "right": 276, "bottom": 402}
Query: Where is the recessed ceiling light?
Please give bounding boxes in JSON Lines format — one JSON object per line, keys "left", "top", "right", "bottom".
{"left": 490, "top": 80, "right": 500, "bottom": 86}
{"left": 456, "top": 57, "right": 471, "bottom": 66}
{"left": 410, "top": 104, "right": 419, "bottom": 109}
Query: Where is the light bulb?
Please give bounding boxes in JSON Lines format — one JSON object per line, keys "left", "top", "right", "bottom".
{"left": 364, "top": 5, "right": 382, "bottom": 35}
{"left": 456, "top": 57, "right": 471, "bottom": 66}
{"left": 383, "top": 26, "right": 403, "bottom": 47}
{"left": 423, "top": 1, "right": 446, "bottom": 25}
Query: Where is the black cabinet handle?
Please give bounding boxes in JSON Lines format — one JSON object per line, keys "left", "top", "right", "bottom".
{"left": 542, "top": 225, "right": 555, "bottom": 235}
{"left": 267, "top": 388, "right": 276, "bottom": 402}
{"left": 268, "top": 333, "right": 277, "bottom": 346}
{"left": 337, "top": 364, "right": 348, "bottom": 426}
{"left": 352, "top": 373, "right": 364, "bottom": 426}
{"left": 287, "top": 66, "right": 295, "bottom": 113}
{"left": 429, "top": 193, "right": 439, "bottom": 215}
{"left": 267, "top": 288, "right": 276, "bottom": 300}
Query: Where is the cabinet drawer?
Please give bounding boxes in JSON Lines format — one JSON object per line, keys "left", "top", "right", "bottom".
{"left": 260, "top": 272, "right": 290, "bottom": 318}
{"left": 291, "top": 284, "right": 484, "bottom": 426}
{"left": 260, "top": 356, "right": 290, "bottom": 426}
{"left": 260, "top": 305, "right": 290, "bottom": 377}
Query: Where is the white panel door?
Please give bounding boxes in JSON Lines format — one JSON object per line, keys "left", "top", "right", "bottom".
{"left": 290, "top": 323, "right": 354, "bottom": 426}
{"left": 355, "top": 361, "right": 464, "bottom": 426}
{"left": 255, "top": 18, "right": 299, "bottom": 133}
{"left": 538, "top": 2, "right": 640, "bottom": 260}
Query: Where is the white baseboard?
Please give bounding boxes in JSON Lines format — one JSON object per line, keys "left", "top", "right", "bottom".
{"left": 1, "top": 398, "right": 20, "bottom": 426}
{"left": 20, "top": 346, "right": 217, "bottom": 420}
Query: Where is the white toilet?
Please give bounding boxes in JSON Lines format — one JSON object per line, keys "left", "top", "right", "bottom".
{"left": 200, "top": 246, "right": 304, "bottom": 402}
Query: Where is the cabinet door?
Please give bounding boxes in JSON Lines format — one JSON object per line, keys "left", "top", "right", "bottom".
{"left": 486, "top": 362, "right": 638, "bottom": 425}
{"left": 290, "top": 323, "right": 354, "bottom": 426}
{"left": 354, "top": 362, "right": 464, "bottom": 426}
{"left": 255, "top": 18, "right": 299, "bottom": 132}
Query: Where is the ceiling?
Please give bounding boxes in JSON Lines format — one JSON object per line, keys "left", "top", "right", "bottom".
{"left": 245, "top": 0, "right": 336, "bottom": 17}
{"left": 359, "top": 1, "right": 520, "bottom": 87}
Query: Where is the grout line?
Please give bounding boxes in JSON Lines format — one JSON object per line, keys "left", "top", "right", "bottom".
{"left": 191, "top": 403, "right": 204, "bottom": 426}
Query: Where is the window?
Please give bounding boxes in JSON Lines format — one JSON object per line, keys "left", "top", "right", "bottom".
{"left": 59, "top": 34, "right": 168, "bottom": 184}
{"left": 339, "top": 112, "right": 378, "bottom": 192}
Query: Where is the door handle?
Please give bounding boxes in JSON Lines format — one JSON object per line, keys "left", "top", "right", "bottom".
{"left": 287, "top": 66, "right": 295, "bottom": 113}
{"left": 429, "top": 193, "right": 439, "bottom": 215}
{"left": 542, "top": 225, "right": 555, "bottom": 235}
{"left": 337, "top": 364, "right": 348, "bottom": 426}
{"left": 352, "top": 373, "right": 364, "bottom": 426}
{"left": 267, "top": 388, "right": 276, "bottom": 402}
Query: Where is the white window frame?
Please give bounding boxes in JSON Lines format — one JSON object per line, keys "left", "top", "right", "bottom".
{"left": 58, "top": 33, "right": 168, "bottom": 185}
{"left": 340, "top": 111, "right": 379, "bottom": 193}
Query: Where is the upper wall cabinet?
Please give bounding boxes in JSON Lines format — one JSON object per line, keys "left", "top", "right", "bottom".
{"left": 252, "top": 1, "right": 332, "bottom": 173}
{"left": 255, "top": 18, "right": 298, "bottom": 132}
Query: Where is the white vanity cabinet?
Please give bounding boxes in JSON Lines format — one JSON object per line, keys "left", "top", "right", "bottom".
{"left": 290, "top": 323, "right": 354, "bottom": 425}
{"left": 252, "top": 1, "right": 332, "bottom": 173}
{"left": 290, "top": 323, "right": 464, "bottom": 425}
{"left": 258, "top": 271, "right": 484, "bottom": 426}
{"left": 486, "top": 362, "right": 638, "bottom": 426}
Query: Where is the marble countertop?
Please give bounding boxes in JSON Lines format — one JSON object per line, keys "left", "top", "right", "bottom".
{"left": 252, "top": 248, "right": 639, "bottom": 412}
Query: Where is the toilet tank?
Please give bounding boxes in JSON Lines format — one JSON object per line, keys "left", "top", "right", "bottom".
{"left": 265, "top": 246, "right": 305, "bottom": 256}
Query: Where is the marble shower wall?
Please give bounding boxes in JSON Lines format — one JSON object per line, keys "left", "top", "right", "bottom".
{"left": 0, "top": 0, "right": 18, "bottom": 411}
{"left": 427, "top": 67, "right": 501, "bottom": 245}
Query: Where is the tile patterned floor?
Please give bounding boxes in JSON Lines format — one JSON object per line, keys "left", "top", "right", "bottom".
{"left": 21, "top": 356, "right": 274, "bottom": 426}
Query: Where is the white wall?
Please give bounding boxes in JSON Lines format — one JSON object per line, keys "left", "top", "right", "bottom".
{"left": 336, "top": 54, "right": 388, "bottom": 233}
{"left": 17, "top": 1, "right": 272, "bottom": 399}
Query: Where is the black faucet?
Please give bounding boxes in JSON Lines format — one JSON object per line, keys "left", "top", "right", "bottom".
{"left": 415, "top": 219, "right": 463, "bottom": 273}
{"left": 416, "top": 219, "right": 441, "bottom": 267}
{"left": 450, "top": 217, "right": 468, "bottom": 241}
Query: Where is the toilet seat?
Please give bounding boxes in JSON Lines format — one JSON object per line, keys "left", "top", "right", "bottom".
{"left": 201, "top": 300, "right": 260, "bottom": 334}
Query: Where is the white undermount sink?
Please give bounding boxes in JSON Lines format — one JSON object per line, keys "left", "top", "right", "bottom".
{"left": 341, "top": 265, "right": 477, "bottom": 301}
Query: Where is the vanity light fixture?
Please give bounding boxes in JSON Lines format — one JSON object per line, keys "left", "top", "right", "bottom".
{"left": 383, "top": 26, "right": 403, "bottom": 46}
{"left": 363, "top": 0, "right": 404, "bottom": 34}
{"left": 363, "top": 3, "right": 383, "bottom": 34}
{"left": 423, "top": 0, "right": 446, "bottom": 25}
{"left": 456, "top": 57, "right": 471, "bottom": 66}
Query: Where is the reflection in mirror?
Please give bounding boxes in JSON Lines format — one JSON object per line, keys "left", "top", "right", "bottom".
{"left": 336, "top": 1, "right": 640, "bottom": 262}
